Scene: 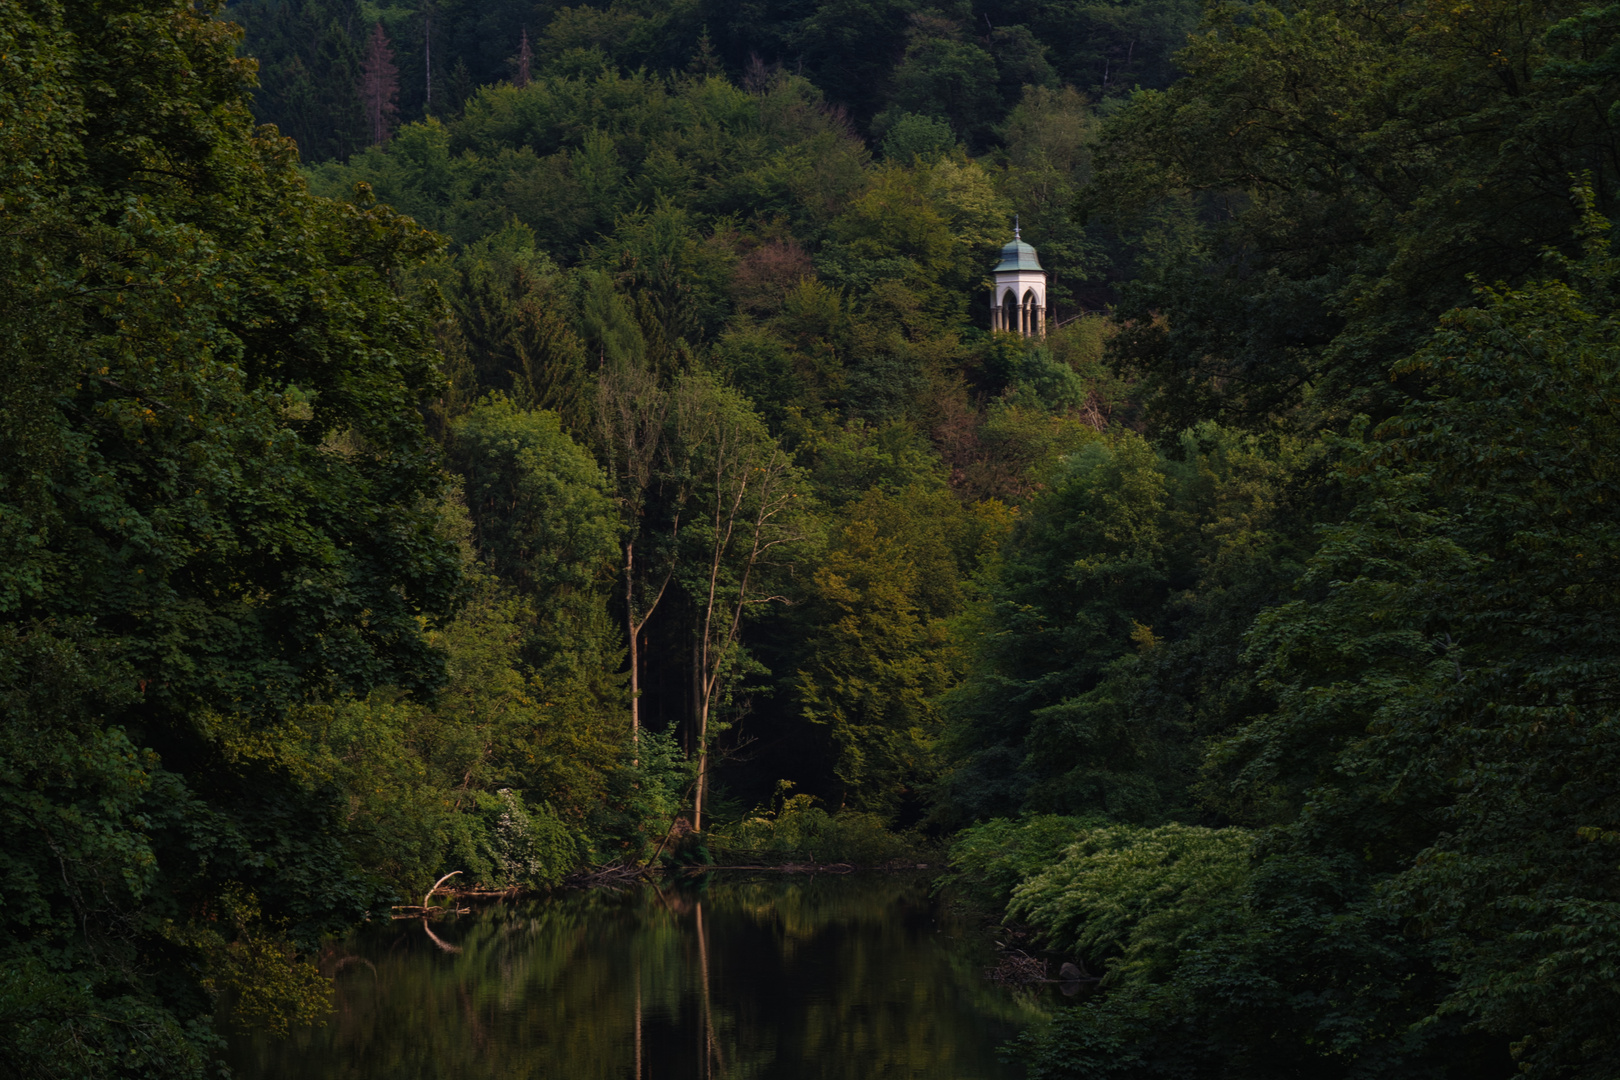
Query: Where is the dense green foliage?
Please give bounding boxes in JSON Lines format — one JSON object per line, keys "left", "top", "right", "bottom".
{"left": 226, "top": 0, "right": 1197, "bottom": 155}
{"left": 996, "top": 231, "right": 1620, "bottom": 1079}
{"left": 1095, "top": 0, "right": 1620, "bottom": 433}
{"left": 1, "top": 1, "right": 457, "bottom": 1073}
{"left": 6, "top": 0, "right": 1620, "bottom": 1076}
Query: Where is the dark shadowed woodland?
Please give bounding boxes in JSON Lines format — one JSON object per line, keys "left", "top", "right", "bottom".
{"left": 2, "top": 0, "right": 1619, "bottom": 1077}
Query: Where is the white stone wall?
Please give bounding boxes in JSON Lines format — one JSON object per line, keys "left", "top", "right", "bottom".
{"left": 990, "top": 269, "right": 1047, "bottom": 336}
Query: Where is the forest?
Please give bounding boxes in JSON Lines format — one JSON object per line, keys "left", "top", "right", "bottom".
{"left": 1, "top": 0, "right": 1617, "bottom": 1077}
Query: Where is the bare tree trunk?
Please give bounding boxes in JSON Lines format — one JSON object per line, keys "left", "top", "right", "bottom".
{"left": 598, "top": 361, "right": 679, "bottom": 760}
{"left": 669, "top": 377, "right": 805, "bottom": 837}
{"left": 693, "top": 629, "right": 706, "bottom": 830}
{"left": 686, "top": 391, "right": 805, "bottom": 833}
{"left": 626, "top": 540, "right": 639, "bottom": 745}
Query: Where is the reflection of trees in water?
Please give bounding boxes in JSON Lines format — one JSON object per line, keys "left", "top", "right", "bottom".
{"left": 232, "top": 876, "right": 1043, "bottom": 1079}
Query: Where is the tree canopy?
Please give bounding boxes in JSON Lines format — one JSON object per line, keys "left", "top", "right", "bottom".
{"left": 6, "top": 0, "right": 1620, "bottom": 1076}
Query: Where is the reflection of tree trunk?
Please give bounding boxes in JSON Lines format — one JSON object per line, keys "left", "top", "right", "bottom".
{"left": 635, "top": 976, "right": 643, "bottom": 1080}
{"left": 458, "top": 982, "right": 487, "bottom": 1053}
{"left": 697, "top": 900, "right": 713, "bottom": 1078}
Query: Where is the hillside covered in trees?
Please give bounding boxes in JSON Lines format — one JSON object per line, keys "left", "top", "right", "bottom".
{"left": 3, "top": 0, "right": 1619, "bottom": 1078}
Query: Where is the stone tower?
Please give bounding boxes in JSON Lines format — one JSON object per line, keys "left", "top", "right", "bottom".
{"left": 990, "top": 223, "right": 1046, "bottom": 337}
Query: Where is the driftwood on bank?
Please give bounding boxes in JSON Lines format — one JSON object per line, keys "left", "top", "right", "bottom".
{"left": 390, "top": 870, "right": 470, "bottom": 919}
{"left": 984, "top": 947, "right": 1101, "bottom": 987}
{"left": 568, "top": 861, "right": 651, "bottom": 888}
{"left": 681, "top": 861, "right": 857, "bottom": 874}
{"left": 384, "top": 859, "right": 938, "bottom": 912}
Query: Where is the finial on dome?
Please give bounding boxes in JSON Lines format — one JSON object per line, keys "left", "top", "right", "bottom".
{"left": 1014, "top": 214, "right": 1021, "bottom": 241}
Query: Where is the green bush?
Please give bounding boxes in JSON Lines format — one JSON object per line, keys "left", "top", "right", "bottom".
{"left": 471, "top": 790, "right": 583, "bottom": 889}
{"left": 944, "top": 814, "right": 1105, "bottom": 908}
{"left": 714, "top": 790, "right": 919, "bottom": 865}
{"left": 589, "top": 729, "right": 694, "bottom": 864}
{"left": 1008, "top": 823, "right": 1253, "bottom": 987}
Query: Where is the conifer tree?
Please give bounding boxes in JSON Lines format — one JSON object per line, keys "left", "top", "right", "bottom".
{"left": 360, "top": 20, "right": 399, "bottom": 145}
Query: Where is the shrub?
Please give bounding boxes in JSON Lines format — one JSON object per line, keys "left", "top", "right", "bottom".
{"left": 714, "top": 789, "right": 919, "bottom": 865}
{"left": 945, "top": 813, "right": 1104, "bottom": 908}
{"left": 464, "top": 789, "right": 582, "bottom": 889}
{"left": 1009, "top": 823, "right": 1253, "bottom": 987}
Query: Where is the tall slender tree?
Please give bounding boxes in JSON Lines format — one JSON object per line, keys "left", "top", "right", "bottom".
{"left": 597, "top": 359, "right": 682, "bottom": 745}
{"left": 671, "top": 377, "right": 810, "bottom": 830}
{"left": 423, "top": 2, "right": 433, "bottom": 113}
{"left": 515, "top": 27, "right": 533, "bottom": 88}
{"left": 359, "top": 20, "right": 399, "bottom": 145}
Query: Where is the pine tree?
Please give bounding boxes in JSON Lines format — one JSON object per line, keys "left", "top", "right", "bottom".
{"left": 689, "top": 27, "right": 721, "bottom": 75}
{"left": 359, "top": 20, "right": 399, "bottom": 145}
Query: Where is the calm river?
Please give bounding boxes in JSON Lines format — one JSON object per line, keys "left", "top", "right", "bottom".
{"left": 228, "top": 873, "right": 1048, "bottom": 1079}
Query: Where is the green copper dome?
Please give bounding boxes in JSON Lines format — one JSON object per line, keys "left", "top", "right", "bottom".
{"left": 993, "top": 236, "right": 1042, "bottom": 273}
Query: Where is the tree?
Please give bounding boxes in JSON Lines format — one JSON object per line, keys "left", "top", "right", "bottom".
{"left": 450, "top": 396, "right": 620, "bottom": 663}
{"left": 230, "top": 0, "right": 368, "bottom": 161}
{"left": 936, "top": 424, "right": 1318, "bottom": 827}
{"left": 600, "top": 200, "right": 737, "bottom": 370}
{"left": 880, "top": 112, "right": 958, "bottom": 162}
{"left": 0, "top": 0, "right": 458, "bottom": 1071}
{"left": 982, "top": 0, "right": 1199, "bottom": 98}
{"left": 670, "top": 376, "right": 812, "bottom": 829}
{"left": 993, "top": 85, "right": 1102, "bottom": 301}
{"left": 360, "top": 19, "right": 399, "bottom": 145}
{"left": 447, "top": 396, "right": 626, "bottom": 839}
{"left": 1232, "top": 201, "right": 1620, "bottom": 1078}
{"left": 1015, "top": 199, "right": 1620, "bottom": 1080}
{"left": 794, "top": 487, "right": 1008, "bottom": 818}
{"left": 1091, "top": 0, "right": 1620, "bottom": 436}
{"left": 874, "top": 16, "right": 1001, "bottom": 149}
{"left": 596, "top": 357, "right": 680, "bottom": 743}
{"left": 514, "top": 26, "right": 533, "bottom": 87}
{"left": 444, "top": 228, "right": 594, "bottom": 430}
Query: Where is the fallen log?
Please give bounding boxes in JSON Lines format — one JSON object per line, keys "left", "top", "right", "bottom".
{"left": 388, "top": 870, "right": 469, "bottom": 918}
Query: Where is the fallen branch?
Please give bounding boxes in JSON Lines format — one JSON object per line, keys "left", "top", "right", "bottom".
{"left": 326, "top": 955, "right": 378, "bottom": 980}
{"left": 984, "top": 947, "right": 1102, "bottom": 985}
{"left": 423, "top": 870, "right": 462, "bottom": 910}
{"left": 387, "top": 870, "right": 470, "bottom": 918}
{"left": 681, "top": 862, "right": 856, "bottom": 874}
{"left": 569, "top": 862, "right": 649, "bottom": 887}
{"left": 389, "top": 905, "right": 470, "bottom": 919}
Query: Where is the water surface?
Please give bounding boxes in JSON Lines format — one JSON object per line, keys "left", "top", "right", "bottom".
{"left": 230, "top": 873, "right": 1045, "bottom": 1079}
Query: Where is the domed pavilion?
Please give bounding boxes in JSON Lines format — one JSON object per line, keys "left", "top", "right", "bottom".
{"left": 990, "top": 223, "right": 1047, "bottom": 337}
